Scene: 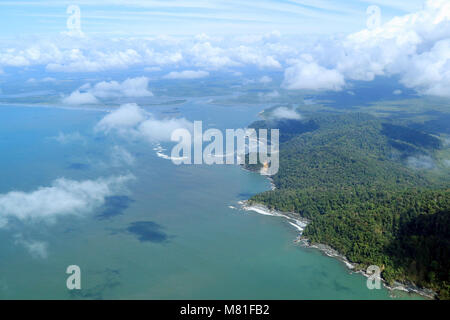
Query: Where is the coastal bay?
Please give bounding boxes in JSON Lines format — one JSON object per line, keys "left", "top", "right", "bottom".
{"left": 0, "top": 102, "right": 423, "bottom": 299}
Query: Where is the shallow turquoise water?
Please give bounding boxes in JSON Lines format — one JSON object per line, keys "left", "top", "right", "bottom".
{"left": 0, "top": 103, "right": 421, "bottom": 299}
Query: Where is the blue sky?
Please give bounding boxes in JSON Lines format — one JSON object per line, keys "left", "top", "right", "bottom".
{"left": 0, "top": 0, "right": 425, "bottom": 37}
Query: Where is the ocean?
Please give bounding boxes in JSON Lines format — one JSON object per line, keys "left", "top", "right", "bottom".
{"left": 0, "top": 102, "right": 421, "bottom": 299}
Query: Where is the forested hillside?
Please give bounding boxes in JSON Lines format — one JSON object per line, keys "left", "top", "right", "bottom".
{"left": 248, "top": 113, "right": 450, "bottom": 299}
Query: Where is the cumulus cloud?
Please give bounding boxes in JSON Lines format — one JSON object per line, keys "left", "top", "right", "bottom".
{"left": 47, "top": 48, "right": 142, "bottom": 72}
{"left": 233, "top": 45, "right": 282, "bottom": 69}
{"left": 96, "top": 103, "right": 192, "bottom": 142}
{"left": 271, "top": 107, "right": 302, "bottom": 120}
{"left": 90, "top": 77, "right": 153, "bottom": 98}
{"left": 0, "top": 175, "right": 134, "bottom": 227}
{"left": 188, "top": 41, "right": 236, "bottom": 69}
{"left": 96, "top": 103, "right": 147, "bottom": 134}
{"left": 400, "top": 39, "right": 450, "bottom": 97}
{"left": 163, "top": 70, "right": 209, "bottom": 79}
{"left": 62, "top": 90, "right": 99, "bottom": 105}
{"left": 349, "top": 0, "right": 450, "bottom": 86}
{"left": 283, "top": 56, "right": 345, "bottom": 91}
{"left": 138, "top": 117, "right": 193, "bottom": 142}
{"left": 0, "top": 1, "right": 449, "bottom": 98}
{"left": 62, "top": 77, "right": 153, "bottom": 105}
{"left": 0, "top": 27, "right": 293, "bottom": 75}
{"left": 280, "top": 0, "right": 450, "bottom": 96}
{"left": 0, "top": 32, "right": 289, "bottom": 76}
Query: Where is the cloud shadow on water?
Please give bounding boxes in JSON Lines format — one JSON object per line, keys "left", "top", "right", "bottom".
{"left": 126, "top": 221, "right": 169, "bottom": 243}
{"left": 97, "top": 196, "right": 134, "bottom": 220}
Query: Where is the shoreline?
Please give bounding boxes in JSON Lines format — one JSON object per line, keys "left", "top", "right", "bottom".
{"left": 239, "top": 200, "right": 437, "bottom": 300}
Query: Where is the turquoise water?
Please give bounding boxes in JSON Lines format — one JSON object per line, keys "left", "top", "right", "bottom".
{"left": 0, "top": 103, "right": 421, "bottom": 299}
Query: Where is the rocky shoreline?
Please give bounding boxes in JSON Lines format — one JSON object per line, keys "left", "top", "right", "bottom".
{"left": 299, "top": 238, "right": 437, "bottom": 300}
{"left": 240, "top": 200, "right": 437, "bottom": 300}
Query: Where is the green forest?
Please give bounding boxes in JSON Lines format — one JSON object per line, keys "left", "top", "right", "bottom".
{"left": 247, "top": 112, "right": 450, "bottom": 299}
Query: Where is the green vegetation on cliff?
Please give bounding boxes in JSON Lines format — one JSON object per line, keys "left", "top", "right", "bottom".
{"left": 248, "top": 113, "right": 450, "bottom": 299}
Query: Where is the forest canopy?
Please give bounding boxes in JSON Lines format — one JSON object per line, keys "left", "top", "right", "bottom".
{"left": 248, "top": 113, "right": 450, "bottom": 299}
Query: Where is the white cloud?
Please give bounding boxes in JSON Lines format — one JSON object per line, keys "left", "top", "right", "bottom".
{"left": 188, "top": 41, "right": 236, "bottom": 69}
{"left": 163, "top": 70, "right": 209, "bottom": 79}
{"left": 279, "top": 0, "right": 450, "bottom": 96}
{"left": 138, "top": 117, "right": 193, "bottom": 142}
{"left": 0, "top": 33, "right": 291, "bottom": 75}
{"left": 90, "top": 77, "right": 153, "bottom": 98}
{"left": 400, "top": 39, "right": 450, "bottom": 97}
{"left": 0, "top": 175, "right": 134, "bottom": 227}
{"left": 96, "top": 103, "right": 192, "bottom": 142}
{"left": 47, "top": 48, "right": 142, "bottom": 72}
{"left": 283, "top": 57, "right": 345, "bottom": 91}
{"left": 338, "top": 0, "right": 450, "bottom": 91}
{"left": 96, "top": 103, "right": 147, "bottom": 134}
{"left": 233, "top": 45, "right": 282, "bottom": 69}
{"left": 271, "top": 107, "right": 302, "bottom": 120}
{"left": 62, "top": 90, "right": 99, "bottom": 105}
{"left": 62, "top": 77, "right": 153, "bottom": 105}
{"left": 0, "top": 1, "right": 449, "bottom": 98}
